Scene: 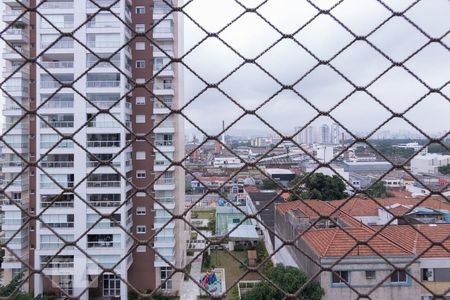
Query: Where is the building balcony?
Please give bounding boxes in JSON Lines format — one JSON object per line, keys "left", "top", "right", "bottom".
{"left": 87, "top": 21, "right": 121, "bottom": 29}
{"left": 86, "top": 160, "right": 121, "bottom": 168}
{"left": 2, "top": 84, "right": 29, "bottom": 97}
{"left": 153, "top": 100, "right": 173, "bottom": 114}
{"left": 86, "top": 80, "right": 120, "bottom": 88}
{"left": 87, "top": 241, "right": 120, "bottom": 249}
{"left": 154, "top": 85, "right": 175, "bottom": 96}
{"left": 154, "top": 254, "right": 175, "bottom": 267}
{"left": 3, "top": 0, "right": 30, "bottom": 7}
{"left": 87, "top": 140, "right": 121, "bottom": 148}
{"left": 88, "top": 201, "right": 120, "bottom": 208}
{"left": 154, "top": 139, "right": 175, "bottom": 152}
{"left": 86, "top": 41, "right": 121, "bottom": 49}
{"left": 40, "top": 181, "right": 74, "bottom": 189}
{"left": 86, "top": 181, "right": 121, "bottom": 188}
{"left": 2, "top": 254, "right": 27, "bottom": 269}
{"left": 87, "top": 121, "right": 120, "bottom": 129}
{"left": 40, "top": 161, "right": 74, "bottom": 168}
{"left": 3, "top": 46, "right": 28, "bottom": 60}
{"left": 40, "top": 99, "right": 74, "bottom": 109}
{"left": 154, "top": 177, "right": 175, "bottom": 190}
{"left": 154, "top": 217, "right": 175, "bottom": 229}
{"left": 40, "top": 60, "right": 74, "bottom": 69}
{"left": 1, "top": 161, "right": 25, "bottom": 172}
{"left": 3, "top": 28, "right": 29, "bottom": 43}
{"left": 41, "top": 260, "right": 74, "bottom": 270}
{"left": 154, "top": 160, "right": 174, "bottom": 172}
{"left": 40, "top": 80, "right": 72, "bottom": 89}
{"left": 153, "top": 120, "right": 175, "bottom": 134}
{"left": 2, "top": 67, "right": 29, "bottom": 79}
{"left": 41, "top": 201, "right": 74, "bottom": 208}
{"left": 40, "top": 120, "right": 74, "bottom": 128}
{"left": 40, "top": 222, "right": 74, "bottom": 229}
{"left": 40, "top": 40, "right": 74, "bottom": 50}
{"left": 3, "top": 122, "right": 29, "bottom": 133}
{"left": 86, "top": 0, "right": 120, "bottom": 10}
{"left": 3, "top": 10, "right": 29, "bottom": 24}
{"left": 39, "top": 1, "right": 74, "bottom": 9}
{"left": 153, "top": 29, "right": 174, "bottom": 41}
{"left": 154, "top": 236, "right": 175, "bottom": 248}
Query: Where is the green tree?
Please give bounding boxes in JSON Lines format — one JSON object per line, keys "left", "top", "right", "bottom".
{"left": 438, "top": 165, "right": 450, "bottom": 175}
{"left": 259, "top": 178, "right": 278, "bottom": 190}
{"left": 289, "top": 173, "right": 347, "bottom": 201}
{"left": 367, "top": 181, "right": 392, "bottom": 198}
{"left": 0, "top": 272, "right": 32, "bottom": 300}
{"left": 241, "top": 265, "right": 324, "bottom": 300}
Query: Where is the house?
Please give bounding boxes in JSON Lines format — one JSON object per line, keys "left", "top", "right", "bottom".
{"left": 274, "top": 199, "right": 450, "bottom": 300}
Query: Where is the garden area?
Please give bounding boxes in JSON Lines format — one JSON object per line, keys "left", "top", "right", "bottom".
{"left": 201, "top": 241, "right": 272, "bottom": 300}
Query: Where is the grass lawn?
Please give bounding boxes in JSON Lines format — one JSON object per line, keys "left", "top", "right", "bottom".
{"left": 208, "top": 250, "right": 262, "bottom": 300}
{"left": 192, "top": 209, "right": 215, "bottom": 220}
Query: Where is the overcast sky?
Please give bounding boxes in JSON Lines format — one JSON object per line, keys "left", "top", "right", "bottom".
{"left": 181, "top": 0, "right": 450, "bottom": 139}
{"left": 1, "top": 1, "right": 449, "bottom": 140}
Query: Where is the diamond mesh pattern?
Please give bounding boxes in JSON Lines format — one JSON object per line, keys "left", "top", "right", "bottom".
{"left": 0, "top": 0, "right": 450, "bottom": 299}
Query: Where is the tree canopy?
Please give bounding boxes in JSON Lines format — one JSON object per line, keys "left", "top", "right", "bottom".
{"left": 241, "top": 265, "right": 324, "bottom": 300}
{"left": 438, "top": 165, "right": 450, "bottom": 175}
{"left": 288, "top": 173, "right": 347, "bottom": 201}
{"left": 367, "top": 181, "right": 393, "bottom": 198}
{"left": 0, "top": 272, "right": 32, "bottom": 300}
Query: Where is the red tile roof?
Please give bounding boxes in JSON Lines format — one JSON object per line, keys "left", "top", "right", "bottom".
{"left": 302, "top": 226, "right": 414, "bottom": 257}
{"left": 192, "top": 176, "right": 230, "bottom": 182}
{"left": 328, "top": 197, "right": 450, "bottom": 217}
{"left": 276, "top": 200, "right": 363, "bottom": 227}
{"left": 244, "top": 185, "right": 259, "bottom": 193}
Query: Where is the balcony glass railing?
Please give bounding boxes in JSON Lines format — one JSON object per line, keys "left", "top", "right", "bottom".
{"left": 88, "top": 201, "right": 120, "bottom": 207}
{"left": 86, "top": 0, "right": 120, "bottom": 9}
{"left": 87, "top": 21, "right": 120, "bottom": 28}
{"left": 86, "top": 101, "right": 119, "bottom": 108}
{"left": 40, "top": 80, "right": 72, "bottom": 88}
{"left": 40, "top": 222, "right": 74, "bottom": 228}
{"left": 86, "top": 181, "right": 120, "bottom": 188}
{"left": 86, "top": 81, "right": 120, "bottom": 88}
{"left": 155, "top": 178, "right": 174, "bottom": 185}
{"left": 87, "top": 140, "right": 120, "bottom": 147}
{"left": 40, "top": 120, "right": 74, "bottom": 128}
{"left": 87, "top": 121, "right": 120, "bottom": 128}
{"left": 41, "top": 61, "right": 74, "bottom": 68}
{"left": 40, "top": 2, "right": 74, "bottom": 9}
{"left": 155, "top": 140, "right": 174, "bottom": 146}
{"left": 41, "top": 201, "right": 74, "bottom": 208}
{"left": 87, "top": 41, "right": 121, "bottom": 48}
{"left": 41, "top": 40, "right": 74, "bottom": 49}
{"left": 41, "top": 100, "right": 74, "bottom": 108}
{"left": 41, "top": 261, "right": 74, "bottom": 269}
{"left": 40, "top": 181, "right": 74, "bottom": 189}
{"left": 86, "top": 160, "right": 120, "bottom": 167}
{"left": 40, "top": 141, "right": 73, "bottom": 149}
{"left": 40, "top": 161, "right": 74, "bottom": 168}
{"left": 87, "top": 241, "right": 120, "bottom": 248}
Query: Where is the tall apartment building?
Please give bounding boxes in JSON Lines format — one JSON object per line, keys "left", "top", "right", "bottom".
{"left": 1, "top": 0, "right": 186, "bottom": 298}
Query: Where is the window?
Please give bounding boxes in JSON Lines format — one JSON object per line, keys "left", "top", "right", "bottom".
{"left": 135, "top": 6, "right": 145, "bottom": 14}
{"left": 332, "top": 271, "right": 349, "bottom": 284}
{"left": 136, "top": 78, "right": 145, "bottom": 84}
{"left": 136, "top": 207, "right": 146, "bottom": 215}
{"left": 136, "top": 60, "right": 146, "bottom": 68}
{"left": 137, "top": 245, "right": 146, "bottom": 252}
{"left": 136, "top": 170, "right": 146, "bottom": 178}
{"left": 136, "top": 24, "right": 145, "bottom": 33}
{"left": 136, "top": 151, "right": 146, "bottom": 160}
{"left": 390, "top": 270, "right": 407, "bottom": 283}
{"left": 136, "top": 97, "right": 145, "bottom": 105}
{"left": 366, "top": 270, "right": 376, "bottom": 280}
{"left": 136, "top": 115, "right": 146, "bottom": 124}
{"left": 136, "top": 42, "right": 145, "bottom": 50}
{"left": 136, "top": 225, "right": 146, "bottom": 234}
{"left": 161, "top": 267, "right": 172, "bottom": 290}
{"left": 103, "top": 274, "right": 120, "bottom": 297}
{"left": 136, "top": 192, "right": 146, "bottom": 197}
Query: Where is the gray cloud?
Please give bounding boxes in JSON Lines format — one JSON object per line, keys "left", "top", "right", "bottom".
{"left": 182, "top": 0, "right": 450, "bottom": 138}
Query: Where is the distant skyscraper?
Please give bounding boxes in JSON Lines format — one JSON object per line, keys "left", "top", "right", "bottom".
{"left": 320, "top": 124, "right": 330, "bottom": 144}
{"left": 331, "top": 123, "right": 341, "bottom": 145}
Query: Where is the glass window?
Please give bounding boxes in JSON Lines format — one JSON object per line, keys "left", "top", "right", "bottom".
{"left": 332, "top": 271, "right": 349, "bottom": 284}
{"left": 390, "top": 270, "right": 407, "bottom": 283}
